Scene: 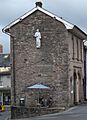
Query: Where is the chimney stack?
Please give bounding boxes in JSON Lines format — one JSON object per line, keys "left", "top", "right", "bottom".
{"left": 0, "top": 44, "right": 3, "bottom": 54}
{"left": 35, "top": 0, "right": 43, "bottom": 8}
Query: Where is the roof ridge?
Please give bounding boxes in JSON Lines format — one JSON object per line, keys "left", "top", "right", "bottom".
{"left": 3, "top": 6, "right": 74, "bottom": 32}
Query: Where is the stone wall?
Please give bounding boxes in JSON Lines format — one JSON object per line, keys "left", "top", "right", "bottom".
{"left": 10, "top": 10, "right": 69, "bottom": 107}
{"left": 11, "top": 106, "right": 65, "bottom": 119}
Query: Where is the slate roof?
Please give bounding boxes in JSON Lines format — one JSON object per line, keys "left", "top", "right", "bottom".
{"left": 2, "top": 6, "right": 74, "bottom": 31}
{"left": 0, "top": 54, "right": 10, "bottom": 67}
{"left": 2, "top": 6, "right": 87, "bottom": 39}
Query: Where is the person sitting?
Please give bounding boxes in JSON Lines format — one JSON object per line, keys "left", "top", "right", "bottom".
{"left": 47, "top": 97, "right": 53, "bottom": 107}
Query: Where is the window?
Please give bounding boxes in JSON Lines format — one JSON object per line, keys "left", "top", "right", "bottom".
{"left": 0, "top": 76, "right": 3, "bottom": 86}
{"left": 72, "top": 35, "right": 74, "bottom": 59}
{"left": 80, "top": 40, "right": 82, "bottom": 61}
{"left": 77, "top": 38, "right": 79, "bottom": 60}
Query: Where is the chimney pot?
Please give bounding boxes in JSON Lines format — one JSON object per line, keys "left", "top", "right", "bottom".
{"left": 35, "top": 0, "right": 43, "bottom": 8}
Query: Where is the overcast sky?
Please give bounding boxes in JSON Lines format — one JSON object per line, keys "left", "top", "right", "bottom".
{"left": 0, "top": 0, "right": 87, "bottom": 53}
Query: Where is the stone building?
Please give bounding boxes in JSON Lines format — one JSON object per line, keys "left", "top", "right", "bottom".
{"left": 3, "top": 1, "right": 87, "bottom": 108}
{"left": 84, "top": 45, "right": 87, "bottom": 100}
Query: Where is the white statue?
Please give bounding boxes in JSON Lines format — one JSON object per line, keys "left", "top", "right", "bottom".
{"left": 34, "top": 29, "right": 41, "bottom": 48}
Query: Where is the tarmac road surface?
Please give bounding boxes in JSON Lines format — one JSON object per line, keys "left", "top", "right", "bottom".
{"left": 1, "top": 104, "right": 87, "bottom": 120}
{"left": 14, "top": 104, "right": 87, "bottom": 120}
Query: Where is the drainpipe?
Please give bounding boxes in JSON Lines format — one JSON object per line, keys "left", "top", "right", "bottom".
{"left": 2, "top": 29, "right": 16, "bottom": 105}
{"left": 84, "top": 47, "right": 87, "bottom": 100}
{"left": 2, "top": 92, "right": 3, "bottom": 105}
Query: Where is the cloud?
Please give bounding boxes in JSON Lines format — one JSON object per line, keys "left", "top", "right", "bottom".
{"left": 0, "top": 0, "right": 34, "bottom": 25}
{"left": 45, "top": 0, "right": 87, "bottom": 29}
{"left": 1, "top": 0, "right": 87, "bottom": 29}
{"left": 0, "top": 0, "right": 36, "bottom": 53}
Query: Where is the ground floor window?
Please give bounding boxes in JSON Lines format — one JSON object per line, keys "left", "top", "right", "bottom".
{"left": 3, "top": 93, "right": 11, "bottom": 105}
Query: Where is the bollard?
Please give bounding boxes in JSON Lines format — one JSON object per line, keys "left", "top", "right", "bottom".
{"left": 1, "top": 105, "right": 5, "bottom": 112}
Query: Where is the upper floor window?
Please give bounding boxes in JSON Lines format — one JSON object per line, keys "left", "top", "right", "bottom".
{"left": 80, "top": 40, "right": 82, "bottom": 61}
{"left": 72, "top": 35, "right": 74, "bottom": 59}
{"left": 77, "top": 38, "right": 79, "bottom": 60}
{"left": 72, "top": 35, "right": 81, "bottom": 61}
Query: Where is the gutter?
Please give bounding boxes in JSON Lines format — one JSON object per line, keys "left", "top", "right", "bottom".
{"left": 74, "top": 25, "right": 87, "bottom": 38}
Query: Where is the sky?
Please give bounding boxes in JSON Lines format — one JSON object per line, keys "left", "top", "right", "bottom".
{"left": 0, "top": 0, "right": 87, "bottom": 53}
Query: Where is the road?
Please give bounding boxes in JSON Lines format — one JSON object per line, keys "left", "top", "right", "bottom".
{"left": 0, "top": 111, "right": 10, "bottom": 120}
{"left": 1, "top": 104, "right": 87, "bottom": 120}
{"left": 22, "top": 104, "right": 87, "bottom": 120}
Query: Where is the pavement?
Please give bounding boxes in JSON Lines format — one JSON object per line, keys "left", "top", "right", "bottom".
{"left": 4, "top": 104, "right": 87, "bottom": 120}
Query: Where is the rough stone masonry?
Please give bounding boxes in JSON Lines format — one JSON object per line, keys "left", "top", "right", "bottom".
{"left": 10, "top": 10, "right": 69, "bottom": 108}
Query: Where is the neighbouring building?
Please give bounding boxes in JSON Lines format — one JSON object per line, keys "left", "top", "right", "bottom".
{"left": 3, "top": 1, "right": 87, "bottom": 109}
{"left": 0, "top": 44, "right": 3, "bottom": 54}
{"left": 84, "top": 45, "right": 87, "bottom": 100}
{"left": 0, "top": 54, "right": 11, "bottom": 105}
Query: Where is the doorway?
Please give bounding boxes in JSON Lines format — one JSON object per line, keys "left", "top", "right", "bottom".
{"left": 73, "top": 71, "right": 77, "bottom": 104}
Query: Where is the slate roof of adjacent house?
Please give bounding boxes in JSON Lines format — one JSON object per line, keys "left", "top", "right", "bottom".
{"left": 0, "top": 54, "right": 10, "bottom": 67}
{"left": 2, "top": 5, "right": 87, "bottom": 39}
